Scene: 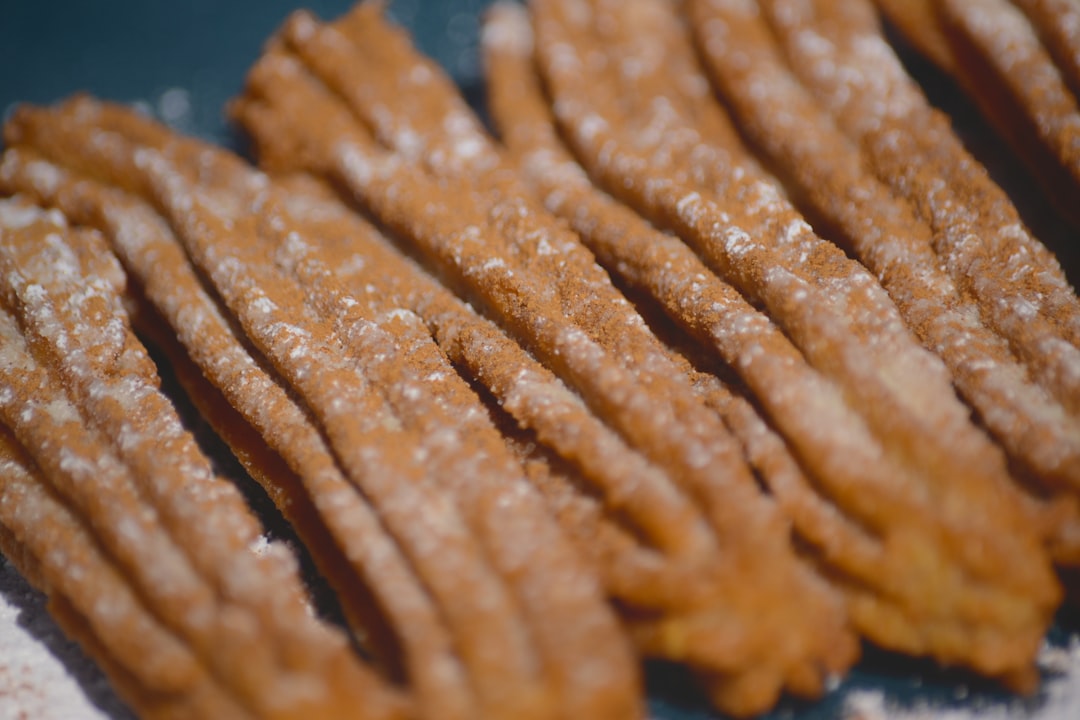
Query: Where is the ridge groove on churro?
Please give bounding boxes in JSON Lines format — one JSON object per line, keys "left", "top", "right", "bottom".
{"left": 2, "top": 1, "right": 1080, "bottom": 718}
{"left": 765, "top": 0, "right": 1080, "bottom": 377}
{"left": 0, "top": 198, "right": 407, "bottom": 720}
{"left": 233, "top": 12, "right": 871, "bottom": 713}
{"left": 527, "top": 0, "right": 1060, "bottom": 690}
{"left": 687, "top": 0, "right": 1080, "bottom": 495}
{"left": 0, "top": 147, "right": 475, "bottom": 720}
{"left": 1011, "top": 0, "right": 1080, "bottom": 103}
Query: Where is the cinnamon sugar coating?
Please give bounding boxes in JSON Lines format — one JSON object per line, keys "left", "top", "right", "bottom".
{"left": 768, "top": 0, "right": 1080, "bottom": 369}
{"left": 876, "top": 0, "right": 1080, "bottom": 229}
{"left": 1, "top": 1, "right": 1079, "bottom": 718}
{"left": 234, "top": 9, "right": 863, "bottom": 713}
{"left": 0, "top": 198, "right": 407, "bottom": 720}
{"left": 3, "top": 99, "right": 642, "bottom": 720}
{"left": 688, "top": 0, "right": 1080, "bottom": 500}
{"left": 528, "top": 0, "right": 1060, "bottom": 692}
{"left": 1012, "top": 0, "right": 1080, "bottom": 102}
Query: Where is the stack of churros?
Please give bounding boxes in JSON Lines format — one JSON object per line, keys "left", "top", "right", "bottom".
{"left": 0, "top": 197, "right": 407, "bottom": 719}
{"left": 876, "top": 0, "right": 1080, "bottom": 227}
{"left": 0, "top": 1, "right": 1078, "bottom": 718}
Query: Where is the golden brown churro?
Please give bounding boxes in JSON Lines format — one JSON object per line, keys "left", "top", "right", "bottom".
{"left": 282, "top": 0, "right": 842, "bottom": 601}
{"left": 1012, "top": 0, "right": 1080, "bottom": 101}
{"left": 0, "top": 146, "right": 474, "bottom": 720}
{"left": 232, "top": 10, "right": 863, "bottom": 713}
{"left": 0, "top": 425, "right": 238, "bottom": 718}
{"left": 687, "top": 0, "right": 1080, "bottom": 497}
{"left": 480, "top": 2, "right": 854, "bottom": 562}
{"left": 528, "top": 0, "right": 1060, "bottom": 689}
{"left": 876, "top": 0, "right": 1080, "bottom": 228}
{"left": 0, "top": 198, "right": 407, "bottom": 720}
{"left": 4, "top": 98, "right": 642, "bottom": 720}
{"left": 2, "top": 1, "right": 1080, "bottom": 717}
{"left": 483, "top": 0, "right": 884, "bottom": 618}
{"left": 766, "top": 0, "right": 1080, "bottom": 374}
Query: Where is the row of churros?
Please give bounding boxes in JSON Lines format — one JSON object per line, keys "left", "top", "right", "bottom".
{"left": 1, "top": 0, "right": 1078, "bottom": 717}
{"left": 877, "top": 0, "right": 1080, "bottom": 228}
{"left": 0, "top": 197, "right": 408, "bottom": 720}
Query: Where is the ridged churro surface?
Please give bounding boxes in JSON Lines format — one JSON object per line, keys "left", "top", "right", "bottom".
{"left": 1, "top": 1, "right": 1079, "bottom": 718}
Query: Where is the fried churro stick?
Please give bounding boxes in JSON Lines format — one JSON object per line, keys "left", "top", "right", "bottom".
{"left": 1012, "top": 0, "right": 1080, "bottom": 102}
{"left": 233, "top": 38, "right": 854, "bottom": 716}
{"left": 0, "top": 201, "right": 406, "bottom": 720}
{"left": 483, "top": 0, "right": 1080, "bottom": 607}
{"left": 0, "top": 149, "right": 473, "bottom": 720}
{"left": 276, "top": 7, "right": 775, "bottom": 552}
{"left": 943, "top": 0, "right": 1080, "bottom": 217}
{"left": 270, "top": 7, "right": 728, "bottom": 570}
{"left": 2, "top": 119, "right": 474, "bottom": 712}
{"left": 531, "top": 0, "right": 1009, "bottom": 528}
{"left": 1, "top": 130, "right": 704, "bottom": 651}
{"left": 483, "top": 0, "right": 880, "bottom": 581}
{"left": 0, "top": 191, "right": 343, "bottom": 674}
{"left": 83, "top": 97, "right": 717, "bottom": 575}
{"left": 286, "top": 0, "right": 853, "bottom": 614}
{"left": 0, "top": 304, "right": 260, "bottom": 710}
{"left": 765, "top": 0, "right": 1080, "bottom": 379}
{"left": 687, "top": 0, "right": 1080, "bottom": 494}
{"left": 292, "top": 4, "right": 763, "bottom": 463}
{"left": 239, "top": 50, "right": 761, "bottom": 565}
{"left": 8, "top": 106, "right": 567, "bottom": 720}
{"left": 0, "top": 426, "right": 250, "bottom": 719}
{"left": 161, "top": 143, "right": 638, "bottom": 720}
{"left": 534, "top": 0, "right": 1039, "bottom": 566}
{"left": 275, "top": 175, "right": 714, "bottom": 573}
{"left": 529, "top": 0, "right": 1059, "bottom": 687}
{"left": 278, "top": 1, "right": 836, "bottom": 604}
{"left": 877, "top": 0, "right": 1080, "bottom": 229}
{"left": 42, "top": 98, "right": 643, "bottom": 720}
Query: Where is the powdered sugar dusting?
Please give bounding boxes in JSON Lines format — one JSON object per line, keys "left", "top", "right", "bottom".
{"left": 0, "top": 557, "right": 128, "bottom": 720}
{"left": 842, "top": 640, "right": 1080, "bottom": 719}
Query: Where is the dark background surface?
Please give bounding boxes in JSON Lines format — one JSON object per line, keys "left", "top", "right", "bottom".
{"left": 1, "top": 1, "right": 1079, "bottom": 719}
{"left": 0, "top": 0, "right": 492, "bottom": 144}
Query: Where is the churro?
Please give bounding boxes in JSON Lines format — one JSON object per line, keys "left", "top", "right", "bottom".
{"left": 0, "top": 198, "right": 407, "bottom": 720}
{"left": 765, "top": 0, "right": 1080, "bottom": 396}
{"left": 0, "top": 147, "right": 475, "bottom": 720}
{"left": 232, "top": 13, "right": 857, "bottom": 713}
{"left": 528, "top": 0, "right": 1059, "bottom": 689}
{"left": 2, "top": 1, "right": 1079, "bottom": 717}
{"left": 876, "top": 0, "right": 1080, "bottom": 229}
{"left": 0, "top": 425, "right": 234, "bottom": 716}
{"left": 4, "top": 98, "right": 642, "bottom": 720}
{"left": 483, "top": 0, "right": 882, "bottom": 608}
{"left": 688, "top": 0, "right": 1080, "bottom": 496}
{"left": 1012, "top": 0, "right": 1080, "bottom": 101}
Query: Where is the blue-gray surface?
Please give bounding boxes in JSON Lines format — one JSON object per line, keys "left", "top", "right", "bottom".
{"left": 1, "top": 2, "right": 1078, "bottom": 719}
{"left": 0, "top": 0, "right": 492, "bottom": 144}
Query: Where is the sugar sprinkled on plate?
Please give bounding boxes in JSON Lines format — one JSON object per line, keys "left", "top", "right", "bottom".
{"left": 0, "top": 556, "right": 132, "bottom": 720}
